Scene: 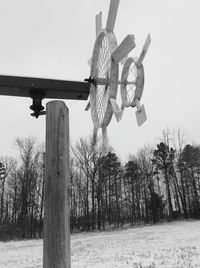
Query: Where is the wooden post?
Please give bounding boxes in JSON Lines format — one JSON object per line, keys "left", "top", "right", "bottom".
{"left": 43, "top": 101, "right": 70, "bottom": 268}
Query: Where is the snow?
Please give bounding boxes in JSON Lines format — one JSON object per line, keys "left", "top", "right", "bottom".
{"left": 0, "top": 220, "right": 200, "bottom": 267}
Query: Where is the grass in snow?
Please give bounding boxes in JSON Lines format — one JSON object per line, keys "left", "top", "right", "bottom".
{"left": 0, "top": 220, "right": 200, "bottom": 267}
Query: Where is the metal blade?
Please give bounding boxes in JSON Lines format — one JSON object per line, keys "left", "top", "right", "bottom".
{"left": 111, "top": 35, "right": 135, "bottom": 63}
{"left": 136, "top": 34, "right": 151, "bottom": 68}
{"left": 96, "top": 12, "right": 102, "bottom": 37}
{"left": 110, "top": 98, "right": 121, "bottom": 122}
{"left": 106, "top": 0, "right": 120, "bottom": 32}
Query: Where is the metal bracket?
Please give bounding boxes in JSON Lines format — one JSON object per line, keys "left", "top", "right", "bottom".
{"left": 29, "top": 90, "right": 46, "bottom": 118}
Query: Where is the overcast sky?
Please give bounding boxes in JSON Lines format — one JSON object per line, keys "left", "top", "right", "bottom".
{"left": 0, "top": 0, "right": 200, "bottom": 162}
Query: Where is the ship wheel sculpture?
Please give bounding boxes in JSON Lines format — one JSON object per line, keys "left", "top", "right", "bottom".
{"left": 85, "top": 0, "right": 151, "bottom": 154}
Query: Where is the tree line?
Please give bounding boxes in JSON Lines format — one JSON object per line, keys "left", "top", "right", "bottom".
{"left": 0, "top": 129, "right": 200, "bottom": 240}
{"left": 0, "top": 137, "right": 44, "bottom": 240}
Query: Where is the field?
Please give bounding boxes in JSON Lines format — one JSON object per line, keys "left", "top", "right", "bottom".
{"left": 0, "top": 220, "right": 200, "bottom": 267}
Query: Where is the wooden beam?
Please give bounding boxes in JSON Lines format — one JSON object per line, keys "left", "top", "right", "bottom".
{"left": 111, "top": 35, "right": 135, "bottom": 63}
{"left": 96, "top": 12, "right": 102, "bottom": 37}
{"left": 0, "top": 75, "right": 89, "bottom": 100}
{"left": 106, "top": 0, "right": 120, "bottom": 32}
{"left": 43, "top": 101, "right": 70, "bottom": 268}
{"left": 137, "top": 34, "right": 151, "bottom": 67}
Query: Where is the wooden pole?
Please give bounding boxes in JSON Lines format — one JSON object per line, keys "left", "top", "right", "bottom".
{"left": 43, "top": 101, "right": 70, "bottom": 268}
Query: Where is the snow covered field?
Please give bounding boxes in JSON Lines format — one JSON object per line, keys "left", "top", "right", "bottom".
{"left": 0, "top": 220, "right": 200, "bottom": 268}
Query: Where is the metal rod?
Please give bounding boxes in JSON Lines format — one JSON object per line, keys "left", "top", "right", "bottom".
{"left": 95, "top": 78, "right": 136, "bottom": 86}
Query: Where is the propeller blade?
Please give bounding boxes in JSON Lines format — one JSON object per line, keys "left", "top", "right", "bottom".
{"left": 135, "top": 101, "right": 147, "bottom": 127}
{"left": 102, "top": 126, "right": 108, "bottom": 155}
{"left": 96, "top": 12, "right": 102, "bottom": 37}
{"left": 136, "top": 34, "right": 151, "bottom": 68}
{"left": 120, "top": 55, "right": 129, "bottom": 65}
{"left": 111, "top": 35, "right": 135, "bottom": 63}
{"left": 110, "top": 98, "right": 122, "bottom": 122}
{"left": 85, "top": 101, "right": 90, "bottom": 111}
{"left": 106, "top": 0, "right": 120, "bottom": 32}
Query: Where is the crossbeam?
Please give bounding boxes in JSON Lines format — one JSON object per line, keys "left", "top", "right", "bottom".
{"left": 0, "top": 75, "right": 90, "bottom": 100}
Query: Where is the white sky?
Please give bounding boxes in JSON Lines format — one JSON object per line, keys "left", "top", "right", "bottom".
{"left": 0, "top": 0, "right": 200, "bottom": 162}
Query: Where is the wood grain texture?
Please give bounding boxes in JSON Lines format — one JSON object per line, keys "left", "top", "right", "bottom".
{"left": 106, "top": 0, "right": 120, "bottom": 32}
{"left": 0, "top": 75, "right": 89, "bottom": 100}
{"left": 137, "top": 34, "right": 151, "bottom": 67}
{"left": 111, "top": 35, "right": 135, "bottom": 64}
{"left": 43, "top": 101, "right": 70, "bottom": 268}
{"left": 96, "top": 12, "right": 102, "bottom": 37}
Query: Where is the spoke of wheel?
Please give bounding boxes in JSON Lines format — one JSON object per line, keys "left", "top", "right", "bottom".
{"left": 128, "top": 64, "right": 136, "bottom": 77}
{"left": 97, "top": 46, "right": 105, "bottom": 73}
{"left": 97, "top": 86, "right": 107, "bottom": 123}
{"left": 127, "top": 86, "right": 135, "bottom": 101}
{"left": 99, "top": 39, "right": 108, "bottom": 69}
{"left": 98, "top": 103, "right": 105, "bottom": 123}
{"left": 97, "top": 101, "right": 104, "bottom": 122}
{"left": 96, "top": 86, "right": 105, "bottom": 102}
{"left": 124, "top": 61, "right": 137, "bottom": 103}
{"left": 127, "top": 84, "right": 135, "bottom": 93}
{"left": 98, "top": 93, "right": 106, "bottom": 115}
{"left": 98, "top": 54, "right": 107, "bottom": 77}
{"left": 98, "top": 44, "right": 110, "bottom": 77}
{"left": 93, "top": 33, "right": 112, "bottom": 127}
{"left": 98, "top": 88, "right": 107, "bottom": 106}
{"left": 99, "top": 38, "right": 110, "bottom": 71}
{"left": 97, "top": 95, "right": 105, "bottom": 114}
{"left": 98, "top": 58, "right": 110, "bottom": 78}
{"left": 125, "top": 64, "right": 136, "bottom": 102}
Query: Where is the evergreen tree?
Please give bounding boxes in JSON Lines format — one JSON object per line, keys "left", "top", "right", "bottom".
{"left": 152, "top": 142, "right": 175, "bottom": 219}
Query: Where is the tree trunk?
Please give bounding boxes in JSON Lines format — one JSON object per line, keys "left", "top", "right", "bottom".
{"left": 0, "top": 176, "right": 6, "bottom": 224}
{"left": 164, "top": 170, "right": 173, "bottom": 218}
